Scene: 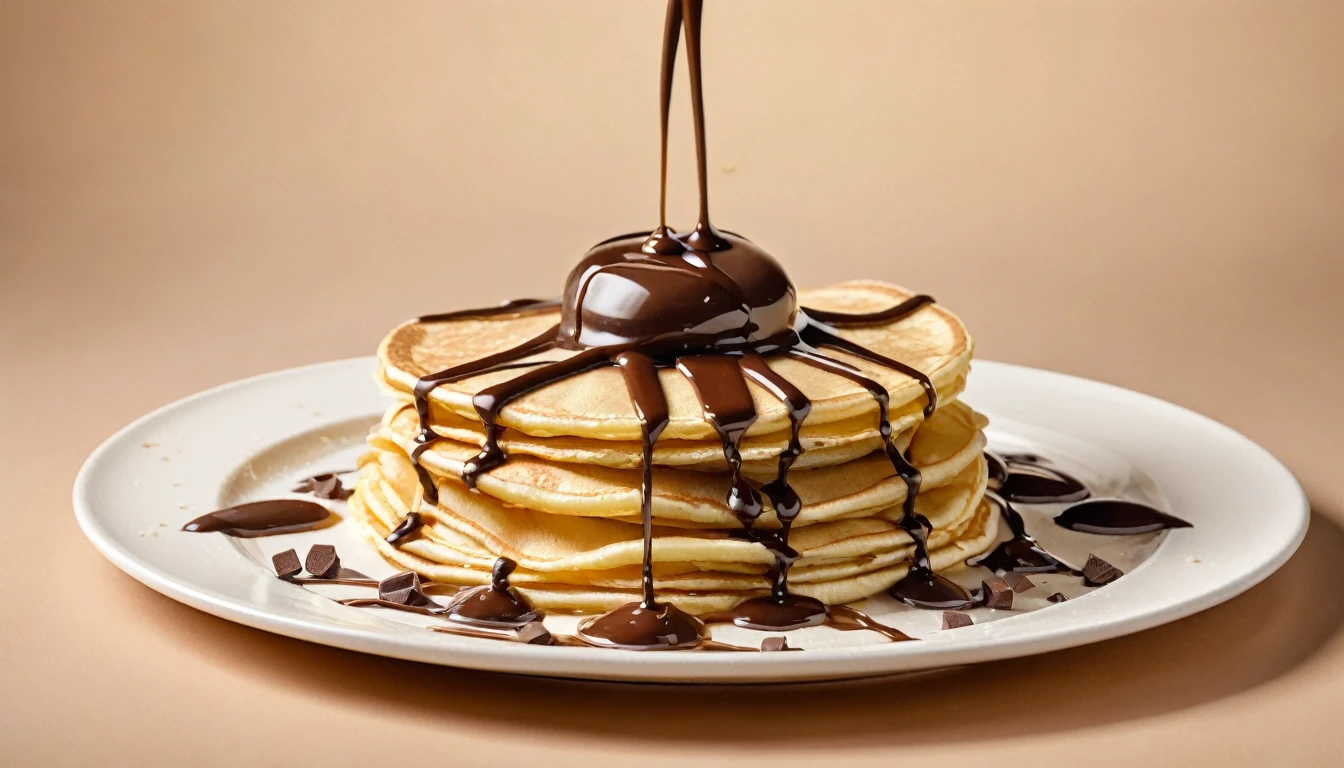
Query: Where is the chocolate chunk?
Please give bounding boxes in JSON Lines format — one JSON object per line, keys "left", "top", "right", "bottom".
{"left": 516, "top": 622, "right": 553, "bottom": 645}
{"left": 1004, "top": 572, "right": 1035, "bottom": 593}
{"left": 293, "top": 472, "right": 353, "bottom": 501}
{"left": 941, "top": 611, "right": 973, "bottom": 630}
{"left": 304, "top": 544, "right": 341, "bottom": 579}
{"left": 379, "top": 571, "right": 432, "bottom": 607}
{"left": 981, "top": 576, "right": 1014, "bottom": 610}
{"left": 1083, "top": 554, "right": 1123, "bottom": 586}
{"left": 271, "top": 549, "right": 302, "bottom": 579}
{"left": 1047, "top": 592, "right": 1069, "bottom": 603}
{"left": 761, "top": 636, "right": 792, "bottom": 652}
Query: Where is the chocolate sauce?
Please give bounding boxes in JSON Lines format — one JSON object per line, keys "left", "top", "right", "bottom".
{"left": 825, "top": 605, "right": 916, "bottom": 642}
{"left": 577, "top": 601, "right": 706, "bottom": 650}
{"left": 887, "top": 568, "right": 976, "bottom": 610}
{"left": 704, "top": 594, "right": 828, "bottom": 631}
{"left": 1055, "top": 499, "right": 1192, "bottom": 535}
{"left": 804, "top": 294, "right": 935, "bottom": 327}
{"left": 981, "top": 450, "right": 1192, "bottom": 575}
{"left": 987, "top": 452, "right": 1090, "bottom": 504}
{"left": 181, "top": 500, "right": 331, "bottom": 537}
{"left": 678, "top": 355, "right": 764, "bottom": 526}
{"left": 974, "top": 492, "right": 1077, "bottom": 575}
{"left": 385, "top": 511, "right": 423, "bottom": 545}
{"left": 442, "top": 558, "right": 541, "bottom": 628}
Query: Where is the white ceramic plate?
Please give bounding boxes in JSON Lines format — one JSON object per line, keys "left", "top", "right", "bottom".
{"left": 73, "top": 358, "right": 1308, "bottom": 683}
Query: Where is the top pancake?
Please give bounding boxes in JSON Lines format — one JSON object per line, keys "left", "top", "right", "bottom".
{"left": 377, "top": 281, "right": 973, "bottom": 442}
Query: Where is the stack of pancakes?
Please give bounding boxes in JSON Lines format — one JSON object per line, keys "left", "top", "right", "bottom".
{"left": 352, "top": 281, "right": 998, "bottom": 614}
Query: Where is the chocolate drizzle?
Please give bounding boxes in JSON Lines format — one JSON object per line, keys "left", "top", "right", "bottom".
{"left": 1055, "top": 499, "right": 1193, "bottom": 535}
{"left": 975, "top": 491, "right": 1078, "bottom": 575}
{"left": 181, "top": 500, "right": 331, "bottom": 537}
{"left": 385, "top": 511, "right": 423, "bottom": 545}
{"left": 980, "top": 450, "right": 1189, "bottom": 573}
{"left": 988, "top": 452, "right": 1090, "bottom": 504}
{"left": 978, "top": 451, "right": 1090, "bottom": 573}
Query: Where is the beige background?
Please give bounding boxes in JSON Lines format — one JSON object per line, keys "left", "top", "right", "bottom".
{"left": 2, "top": 1, "right": 1341, "bottom": 765}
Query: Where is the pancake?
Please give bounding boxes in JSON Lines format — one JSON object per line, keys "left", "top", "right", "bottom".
{"left": 385, "top": 374, "right": 965, "bottom": 473}
{"left": 378, "top": 399, "right": 988, "bottom": 528}
{"left": 378, "top": 281, "right": 973, "bottom": 442}
{"left": 349, "top": 444, "right": 993, "bottom": 612}
{"left": 352, "top": 486, "right": 998, "bottom": 614}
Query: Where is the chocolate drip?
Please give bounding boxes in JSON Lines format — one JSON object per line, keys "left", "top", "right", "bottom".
{"left": 786, "top": 345, "right": 964, "bottom": 609}
{"left": 443, "top": 558, "right": 541, "bottom": 628}
{"left": 411, "top": 324, "right": 560, "bottom": 503}
{"left": 385, "top": 511, "right": 423, "bottom": 545}
{"left": 739, "top": 354, "right": 809, "bottom": 527}
{"left": 678, "top": 355, "right": 762, "bottom": 526}
{"left": 577, "top": 349, "right": 708, "bottom": 651}
{"left": 1055, "top": 499, "right": 1192, "bottom": 535}
{"left": 974, "top": 492, "right": 1077, "bottom": 574}
{"left": 800, "top": 320, "right": 937, "bottom": 419}
{"left": 463, "top": 347, "right": 614, "bottom": 488}
{"left": 614, "top": 350, "right": 670, "bottom": 607}
{"left": 737, "top": 353, "right": 812, "bottom": 606}
{"left": 181, "top": 500, "right": 331, "bottom": 537}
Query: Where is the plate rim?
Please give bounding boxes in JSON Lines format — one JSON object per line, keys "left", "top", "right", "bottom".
{"left": 72, "top": 357, "right": 1310, "bottom": 682}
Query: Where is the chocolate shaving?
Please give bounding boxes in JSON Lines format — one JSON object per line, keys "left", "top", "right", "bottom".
{"left": 1047, "top": 592, "right": 1069, "bottom": 603}
{"left": 304, "top": 544, "right": 341, "bottom": 579}
{"left": 379, "top": 571, "right": 434, "bottom": 607}
{"left": 981, "top": 576, "right": 1013, "bottom": 610}
{"left": 941, "top": 611, "right": 973, "bottom": 630}
{"left": 760, "top": 636, "right": 796, "bottom": 652}
{"left": 293, "top": 472, "right": 353, "bottom": 501}
{"left": 1082, "top": 554, "right": 1123, "bottom": 586}
{"left": 1004, "top": 572, "right": 1035, "bottom": 592}
{"left": 272, "top": 549, "right": 302, "bottom": 579}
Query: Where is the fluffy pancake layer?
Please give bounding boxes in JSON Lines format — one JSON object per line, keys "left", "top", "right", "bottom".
{"left": 375, "top": 399, "right": 986, "bottom": 528}
{"left": 352, "top": 449, "right": 995, "bottom": 613}
{"left": 377, "top": 281, "right": 973, "bottom": 442}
